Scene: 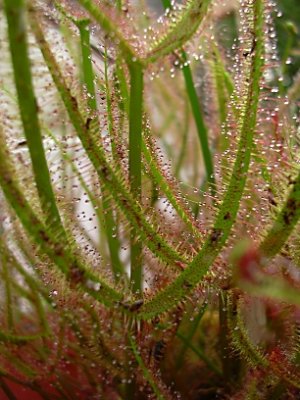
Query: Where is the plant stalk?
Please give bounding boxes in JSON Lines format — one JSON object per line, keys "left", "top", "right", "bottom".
{"left": 129, "top": 62, "right": 144, "bottom": 294}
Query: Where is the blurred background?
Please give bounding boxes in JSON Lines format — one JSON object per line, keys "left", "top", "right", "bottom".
{"left": 275, "top": 0, "right": 300, "bottom": 84}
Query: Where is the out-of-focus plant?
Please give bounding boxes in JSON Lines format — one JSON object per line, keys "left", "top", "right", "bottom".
{"left": 0, "top": 0, "right": 300, "bottom": 398}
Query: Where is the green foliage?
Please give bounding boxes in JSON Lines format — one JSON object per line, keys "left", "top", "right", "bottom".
{"left": 145, "top": 0, "right": 212, "bottom": 63}
{"left": 0, "top": 0, "right": 300, "bottom": 398}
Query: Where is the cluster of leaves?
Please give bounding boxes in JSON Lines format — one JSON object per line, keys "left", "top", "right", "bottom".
{"left": 0, "top": 0, "right": 300, "bottom": 398}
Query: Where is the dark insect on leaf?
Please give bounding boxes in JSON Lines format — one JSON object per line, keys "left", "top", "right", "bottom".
{"left": 152, "top": 340, "right": 166, "bottom": 362}
{"left": 120, "top": 299, "right": 144, "bottom": 312}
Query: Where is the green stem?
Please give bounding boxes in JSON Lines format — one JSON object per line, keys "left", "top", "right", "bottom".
{"left": 78, "top": 21, "right": 124, "bottom": 281}
{"left": 77, "top": 0, "right": 140, "bottom": 65}
{"left": 219, "top": 291, "right": 242, "bottom": 381}
{"left": 181, "top": 51, "right": 216, "bottom": 195}
{"left": 142, "top": 138, "right": 202, "bottom": 241}
{"left": 4, "top": 0, "right": 64, "bottom": 238}
{"left": 77, "top": 19, "right": 97, "bottom": 111}
{"left": 129, "top": 336, "right": 166, "bottom": 400}
{"left": 210, "top": 42, "right": 234, "bottom": 127}
{"left": 102, "top": 196, "right": 125, "bottom": 281}
{"left": 160, "top": 0, "right": 215, "bottom": 197}
{"left": 161, "top": 0, "right": 171, "bottom": 8}
{"left": 114, "top": 57, "right": 129, "bottom": 115}
{"left": 174, "top": 99, "right": 190, "bottom": 177}
{"left": 176, "top": 331, "right": 221, "bottom": 375}
{"left": 1, "top": 251, "right": 14, "bottom": 332}
{"left": 1, "top": 243, "right": 51, "bottom": 334}
{"left": 129, "top": 62, "right": 144, "bottom": 293}
{"left": 228, "top": 296, "right": 268, "bottom": 368}
{"left": 176, "top": 300, "right": 208, "bottom": 367}
{"left": 41, "top": 5, "right": 125, "bottom": 281}
{"left": 116, "top": 0, "right": 122, "bottom": 11}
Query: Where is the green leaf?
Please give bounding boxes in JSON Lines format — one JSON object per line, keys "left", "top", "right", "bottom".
{"left": 137, "top": 0, "right": 265, "bottom": 319}
{"left": 145, "top": 0, "right": 212, "bottom": 64}
{"left": 4, "top": 0, "right": 65, "bottom": 239}
{"left": 28, "top": 8, "right": 188, "bottom": 270}
{"left": 259, "top": 169, "right": 300, "bottom": 257}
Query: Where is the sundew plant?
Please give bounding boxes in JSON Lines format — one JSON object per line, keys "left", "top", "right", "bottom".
{"left": 0, "top": 0, "right": 300, "bottom": 398}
